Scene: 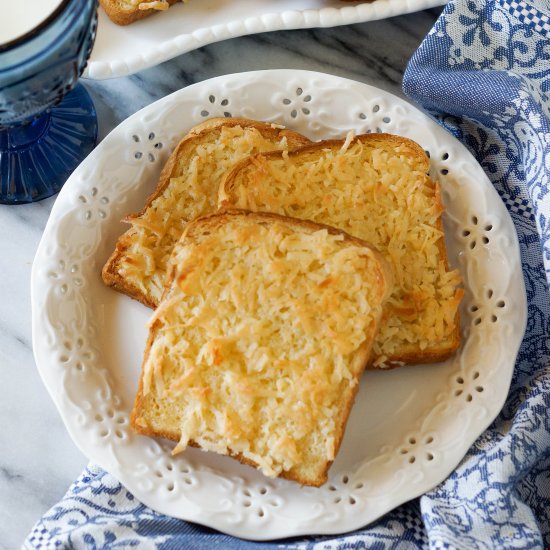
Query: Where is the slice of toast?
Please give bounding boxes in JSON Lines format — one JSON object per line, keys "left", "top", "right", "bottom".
{"left": 218, "top": 133, "right": 464, "bottom": 368}
{"left": 130, "top": 210, "right": 393, "bottom": 486}
{"left": 102, "top": 118, "right": 310, "bottom": 308}
{"left": 99, "top": 0, "right": 181, "bottom": 25}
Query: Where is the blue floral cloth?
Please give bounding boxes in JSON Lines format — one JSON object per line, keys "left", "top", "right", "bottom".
{"left": 26, "top": 0, "right": 550, "bottom": 548}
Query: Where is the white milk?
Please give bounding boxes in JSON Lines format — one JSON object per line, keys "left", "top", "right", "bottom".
{"left": 0, "top": 0, "right": 64, "bottom": 45}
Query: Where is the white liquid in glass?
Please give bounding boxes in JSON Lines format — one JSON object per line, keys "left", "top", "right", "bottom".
{"left": 0, "top": 0, "right": 64, "bottom": 45}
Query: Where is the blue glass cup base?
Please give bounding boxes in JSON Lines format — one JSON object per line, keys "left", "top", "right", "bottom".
{"left": 0, "top": 83, "right": 97, "bottom": 205}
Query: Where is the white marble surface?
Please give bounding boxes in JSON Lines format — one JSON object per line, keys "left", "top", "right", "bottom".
{"left": 0, "top": 9, "right": 441, "bottom": 548}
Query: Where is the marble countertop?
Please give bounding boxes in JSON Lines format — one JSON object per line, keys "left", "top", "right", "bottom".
{"left": 0, "top": 8, "right": 440, "bottom": 547}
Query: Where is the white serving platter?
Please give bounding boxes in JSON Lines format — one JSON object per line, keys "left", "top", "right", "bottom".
{"left": 86, "top": 0, "right": 446, "bottom": 79}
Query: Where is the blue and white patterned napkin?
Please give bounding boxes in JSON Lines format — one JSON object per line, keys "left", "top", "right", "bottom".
{"left": 26, "top": 0, "right": 550, "bottom": 547}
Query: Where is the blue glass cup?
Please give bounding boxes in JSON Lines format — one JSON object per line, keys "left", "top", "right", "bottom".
{"left": 0, "top": 0, "right": 98, "bottom": 204}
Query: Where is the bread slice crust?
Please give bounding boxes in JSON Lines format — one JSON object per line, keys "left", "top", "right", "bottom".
{"left": 218, "top": 133, "right": 463, "bottom": 367}
{"left": 99, "top": 0, "right": 180, "bottom": 25}
{"left": 131, "top": 210, "right": 393, "bottom": 486}
{"left": 101, "top": 118, "right": 311, "bottom": 308}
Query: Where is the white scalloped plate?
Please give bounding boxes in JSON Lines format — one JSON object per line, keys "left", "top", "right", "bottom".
{"left": 32, "top": 70, "right": 526, "bottom": 540}
{"left": 86, "top": 0, "right": 446, "bottom": 79}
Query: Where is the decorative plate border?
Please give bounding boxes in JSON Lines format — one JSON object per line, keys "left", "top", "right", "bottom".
{"left": 31, "top": 70, "right": 526, "bottom": 540}
{"left": 85, "top": 0, "right": 446, "bottom": 80}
